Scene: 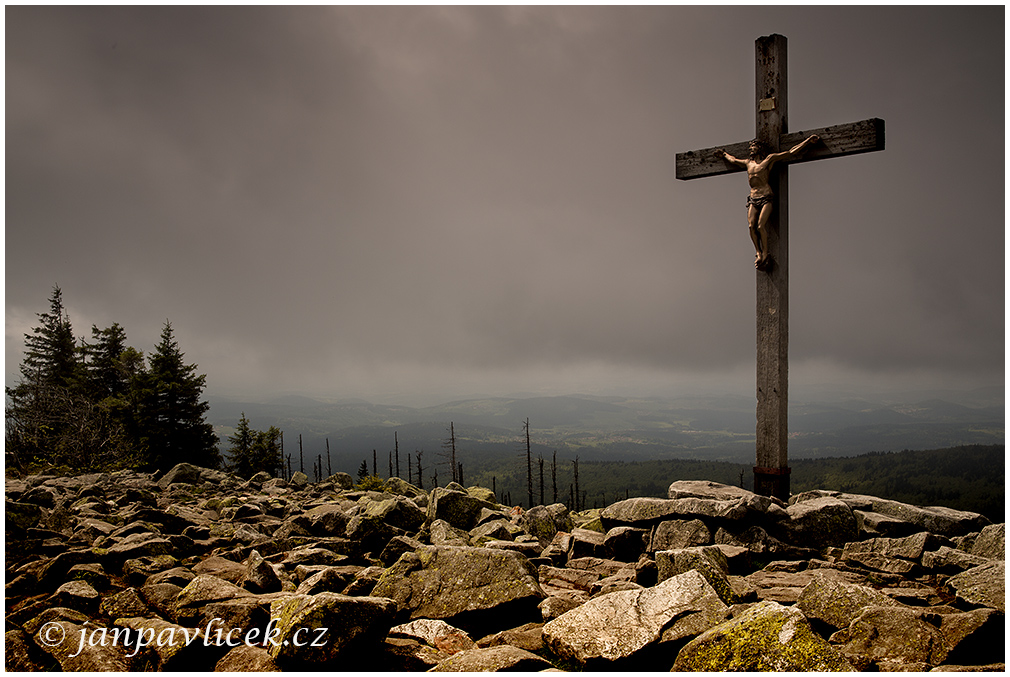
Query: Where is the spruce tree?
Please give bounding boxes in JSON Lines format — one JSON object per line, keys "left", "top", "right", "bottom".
{"left": 252, "top": 426, "right": 283, "bottom": 478}
{"left": 85, "top": 323, "right": 129, "bottom": 401}
{"left": 227, "top": 412, "right": 257, "bottom": 477}
{"left": 18, "top": 285, "right": 81, "bottom": 390}
{"left": 227, "top": 414, "right": 282, "bottom": 478}
{"left": 140, "top": 321, "right": 219, "bottom": 471}
{"left": 6, "top": 286, "right": 127, "bottom": 471}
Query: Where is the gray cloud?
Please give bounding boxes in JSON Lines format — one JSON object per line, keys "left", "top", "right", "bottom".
{"left": 6, "top": 6, "right": 1003, "bottom": 403}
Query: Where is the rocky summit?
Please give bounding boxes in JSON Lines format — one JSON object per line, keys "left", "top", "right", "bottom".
{"left": 4, "top": 466, "right": 1005, "bottom": 672}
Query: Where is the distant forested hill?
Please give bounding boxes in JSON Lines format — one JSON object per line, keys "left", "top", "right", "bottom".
{"left": 507, "top": 445, "right": 1003, "bottom": 522}
{"left": 790, "top": 445, "right": 1004, "bottom": 521}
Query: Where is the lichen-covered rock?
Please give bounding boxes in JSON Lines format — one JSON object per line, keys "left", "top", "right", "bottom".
{"left": 668, "top": 479, "right": 781, "bottom": 516}
{"left": 267, "top": 592, "right": 397, "bottom": 666}
{"left": 174, "top": 574, "right": 252, "bottom": 625}
{"left": 933, "top": 608, "right": 1003, "bottom": 666}
{"left": 842, "top": 530, "right": 943, "bottom": 561}
{"left": 466, "top": 486, "right": 497, "bottom": 504}
{"left": 476, "top": 621, "right": 544, "bottom": 652}
{"left": 370, "top": 545, "right": 545, "bottom": 635}
{"left": 603, "top": 525, "right": 650, "bottom": 561}
{"left": 543, "top": 569, "right": 728, "bottom": 668}
{"left": 193, "top": 555, "right": 247, "bottom": 584}
{"left": 100, "top": 587, "right": 150, "bottom": 618}
{"left": 922, "top": 545, "right": 994, "bottom": 574}
{"left": 518, "top": 503, "right": 574, "bottom": 547}
{"left": 379, "top": 534, "right": 424, "bottom": 566}
{"left": 240, "top": 550, "right": 283, "bottom": 593}
{"left": 828, "top": 606, "right": 949, "bottom": 667}
{"left": 6, "top": 499, "right": 43, "bottom": 531}
{"left": 945, "top": 561, "right": 1005, "bottom": 612}
{"left": 650, "top": 518, "right": 712, "bottom": 552}
{"left": 49, "top": 580, "right": 101, "bottom": 615}
{"left": 358, "top": 495, "right": 426, "bottom": 532}
{"left": 429, "top": 518, "right": 470, "bottom": 546}
{"left": 4, "top": 628, "right": 41, "bottom": 671}
{"left": 157, "top": 463, "right": 204, "bottom": 490}
{"left": 538, "top": 591, "right": 586, "bottom": 621}
{"left": 784, "top": 496, "right": 858, "bottom": 549}
{"left": 104, "top": 532, "right": 176, "bottom": 568}
{"left": 328, "top": 472, "right": 354, "bottom": 490}
{"left": 796, "top": 491, "right": 990, "bottom": 538}
{"left": 114, "top": 616, "right": 222, "bottom": 670}
{"left": 468, "top": 518, "right": 517, "bottom": 546}
{"left": 390, "top": 618, "right": 476, "bottom": 655}
{"left": 673, "top": 600, "right": 854, "bottom": 671}
{"left": 29, "top": 616, "right": 131, "bottom": 671}
{"left": 970, "top": 523, "right": 1004, "bottom": 560}
{"left": 715, "top": 524, "right": 818, "bottom": 560}
{"left": 427, "top": 487, "right": 497, "bottom": 531}
{"left": 842, "top": 551, "right": 919, "bottom": 575}
{"left": 854, "top": 509, "right": 921, "bottom": 537}
{"left": 655, "top": 546, "right": 736, "bottom": 604}
{"left": 538, "top": 564, "right": 601, "bottom": 592}
{"left": 568, "top": 526, "right": 606, "bottom": 559}
{"left": 294, "top": 503, "right": 350, "bottom": 537}
{"left": 429, "top": 645, "right": 553, "bottom": 671}
{"left": 602, "top": 496, "right": 748, "bottom": 529}
{"left": 214, "top": 644, "right": 281, "bottom": 671}
{"left": 796, "top": 571, "right": 903, "bottom": 630}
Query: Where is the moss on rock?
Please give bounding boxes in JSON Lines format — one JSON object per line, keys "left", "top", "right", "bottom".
{"left": 672, "top": 600, "right": 855, "bottom": 671}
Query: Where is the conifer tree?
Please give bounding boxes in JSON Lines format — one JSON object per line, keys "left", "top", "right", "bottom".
{"left": 85, "top": 323, "right": 129, "bottom": 401}
{"left": 6, "top": 286, "right": 128, "bottom": 471}
{"left": 20, "top": 285, "right": 81, "bottom": 391}
{"left": 139, "top": 321, "right": 219, "bottom": 470}
{"left": 227, "top": 412, "right": 257, "bottom": 477}
{"left": 252, "top": 426, "right": 283, "bottom": 478}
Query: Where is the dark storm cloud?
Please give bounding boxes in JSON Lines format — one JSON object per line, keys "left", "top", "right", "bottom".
{"left": 6, "top": 6, "right": 1004, "bottom": 402}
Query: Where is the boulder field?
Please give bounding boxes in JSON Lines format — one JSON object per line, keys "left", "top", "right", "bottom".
{"left": 4, "top": 464, "right": 1004, "bottom": 671}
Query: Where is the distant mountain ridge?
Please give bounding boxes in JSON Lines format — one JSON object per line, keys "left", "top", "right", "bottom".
{"left": 206, "top": 391, "right": 1004, "bottom": 471}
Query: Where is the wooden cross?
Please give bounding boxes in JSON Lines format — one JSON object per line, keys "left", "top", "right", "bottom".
{"left": 675, "top": 34, "right": 884, "bottom": 501}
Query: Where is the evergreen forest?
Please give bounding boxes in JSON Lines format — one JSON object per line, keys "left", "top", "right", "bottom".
{"left": 5, "top": 286, "right": 222, "bottom": 474}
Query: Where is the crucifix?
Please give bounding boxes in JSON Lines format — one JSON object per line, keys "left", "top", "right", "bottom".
{"left": 675, "top": 34, "right": 884, "bottom": 501}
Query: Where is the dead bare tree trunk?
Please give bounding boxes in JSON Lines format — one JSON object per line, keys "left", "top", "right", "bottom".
{"left": 573, "top": 456, "right": 580, "bottom": 511}
{"left": 552, "top": 449, "right": 557, "bottom": 504}
{"left": 524, "top": 418, "right": 533, "bottom": 509}
{"left": 538, "top": 454, "right": 544, "bottom": 506}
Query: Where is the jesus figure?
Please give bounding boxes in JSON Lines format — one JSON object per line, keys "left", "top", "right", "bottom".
{"left": 718, "top": 134, "right": 820, "bottom": 269}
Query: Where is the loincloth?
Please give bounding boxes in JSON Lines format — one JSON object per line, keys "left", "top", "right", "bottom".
{"left": 747, "top": 195, "right": 773, "bottom": 209}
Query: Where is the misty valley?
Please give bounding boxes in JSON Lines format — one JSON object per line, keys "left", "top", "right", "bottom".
{"left": 206, "top": 391, "right": 1004, "bottom": 521}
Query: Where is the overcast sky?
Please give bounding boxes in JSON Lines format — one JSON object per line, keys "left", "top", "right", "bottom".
{"left": 6, "top": 6, "right": 1004, "bottom": 406}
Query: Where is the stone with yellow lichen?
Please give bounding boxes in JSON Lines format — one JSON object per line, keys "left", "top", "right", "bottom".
{"left": 671, "top": 600, "right": 855, "bottom": 671}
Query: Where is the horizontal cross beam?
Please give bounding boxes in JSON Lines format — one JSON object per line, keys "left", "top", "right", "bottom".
{"left": 675, "top": 117, "right": 884, "bottom": 181}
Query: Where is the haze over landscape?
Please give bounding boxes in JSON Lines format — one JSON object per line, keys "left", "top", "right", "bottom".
{"left": 6, "top": 6, "right": 1003, "bottom": 414}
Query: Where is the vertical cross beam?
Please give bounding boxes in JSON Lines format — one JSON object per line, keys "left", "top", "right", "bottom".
{"left": 753, "top": 34, "right": 790, "bottom": 500}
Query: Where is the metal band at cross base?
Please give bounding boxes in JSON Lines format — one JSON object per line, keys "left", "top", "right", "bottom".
{"left": 753, "top": 465, "right": 790, "bottom": 501}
